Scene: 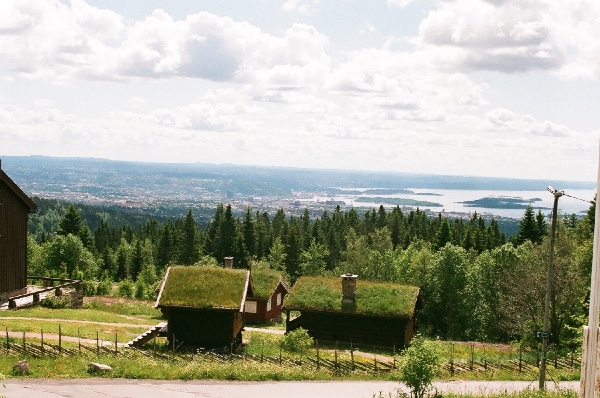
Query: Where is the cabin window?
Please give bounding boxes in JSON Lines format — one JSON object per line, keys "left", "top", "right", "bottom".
{"left": 277, "top": 292, "right": 282, "bottom": 306}
{"left": 245, "top": 300, "right": 257, "bottom": 313}
{"left": 267, "top": 298, "right": 272, "bottom": 312}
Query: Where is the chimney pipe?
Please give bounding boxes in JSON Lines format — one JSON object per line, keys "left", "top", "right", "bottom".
{"left": 341, "top": 273, "right": 358, "bottom": 303}
{"left": 224, "top": 257, "right": 234, "bottom": 268}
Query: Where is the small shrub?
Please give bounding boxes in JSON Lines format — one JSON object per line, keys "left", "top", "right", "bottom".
{"left": 398, "top": 336, "right": 442, "bottom": 398}
{"left": 117, "top": 279, "right": 134, "bottom": 298}
{"left": 281, "top": 327, "right": 314, "bottom": 353}
{"left": 134, "top": 280, "right": 146, "bottom": 300}
{"left": 83, "top": 280, "right": 98, "bottom": 296}
{"left": 96, "top": 278, "right": 113, "bottom": 296}
{"left": 41, "top": 294, "right": 71, "bottom": 309}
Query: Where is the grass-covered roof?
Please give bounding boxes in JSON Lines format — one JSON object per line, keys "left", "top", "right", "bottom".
{"left": 156, "top": 266, "right": 251, "bottom": 310}
{"left": 284, "top": 276, "right": 420, "bottom": 318}
{"left": 250, "top": 269, "right": 289, "bottom": 299}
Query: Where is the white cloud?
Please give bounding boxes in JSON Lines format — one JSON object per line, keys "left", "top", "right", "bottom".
{"left": 387, "top": 0, "right": 419, "bottom": 9}
{"left": 282, "top": 0, "right": 320, "bottom": 15}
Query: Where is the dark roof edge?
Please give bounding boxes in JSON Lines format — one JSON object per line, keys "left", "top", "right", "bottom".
{"left": 0, "top": 168, "right": 37, "bottom": 212}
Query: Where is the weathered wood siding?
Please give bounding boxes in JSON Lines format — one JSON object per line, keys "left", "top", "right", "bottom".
{"left": 245, "top": 284, "right": 288, "bottom": 323}
{"left": 287, "top": 311, "right": 413, "bottom": 348}
{"left": 0, "top": 179, "right": 30, "bottom": 295}
{"left": 165, "top": 307, "right": 243, "bottom": 348}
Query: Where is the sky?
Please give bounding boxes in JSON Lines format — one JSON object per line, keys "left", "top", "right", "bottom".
{"left": 0, "top": 0, "right": 599, "bottom": 181}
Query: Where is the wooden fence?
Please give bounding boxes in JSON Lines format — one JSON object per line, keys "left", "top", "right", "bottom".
{"left": 0, "top": 326, "right": 581, "bottom": 377}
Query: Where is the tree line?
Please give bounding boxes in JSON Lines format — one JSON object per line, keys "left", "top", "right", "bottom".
{"left": 26, "top": 197, "right": 596, "bottom": 351}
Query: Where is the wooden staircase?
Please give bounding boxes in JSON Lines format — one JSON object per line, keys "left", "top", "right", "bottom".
{"left": 127, "top": 322, "right": 167, "bottom": 347}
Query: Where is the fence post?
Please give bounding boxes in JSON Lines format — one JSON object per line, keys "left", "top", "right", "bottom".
{"left": 41, "top": 329, "right": 44, "bottom": 355}
{"left": 153, "top": 335, "right": 157, "bottom": 358}
{"left": 450, "top": 341, "right": 454, "bottom": 377}
{"left": 351, "top": 341, "right": 355, "bottom": 371}
{"left": 316, "top": 340, "right": 320, "bottom": 370}
{"left": 22, "top": 331, "right": 26, "bottom": 355}
{"left": 78, "top": 329, "right": 81, "bottom": 353}
{"left": 335, "top": 341, "right": 338, "bottom": 375}
{"left": 114, "top": 333, "right": 118, "bottom": 355}
{"left": 470, "top": 344, "right": 474, "bottom": 371}
{"left": 5, "top": 326, "right": 9, "bottom": 352}
{"left": 96, "top": 331, "right": 100, "bottom": 357}
{"left": 519, "top": 344, "right": 523, "bottom": 374}
{"left": 58, "top": 324, "right": 62, "bottom": 354}
{"left": 261, "top": 341, "right": 264, "bottom": 362}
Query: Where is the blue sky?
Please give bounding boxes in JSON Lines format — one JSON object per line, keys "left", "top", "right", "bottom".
{"left": 0, "top": 0, "right": 599, "bottom": 181}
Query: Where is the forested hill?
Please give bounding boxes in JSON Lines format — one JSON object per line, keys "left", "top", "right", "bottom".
{"left": 14, "top": 155, "right": 598, "bottom": 351}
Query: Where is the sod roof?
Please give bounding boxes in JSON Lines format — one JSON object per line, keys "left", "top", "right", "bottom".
{"left": 156, "top": 266, "right": 251, "bottom": 310}
{"left": 250, "top": 269, "right": 289, "bottom": 299}
{"left": 284, "top": 276, "right": 420, "bottom": 318}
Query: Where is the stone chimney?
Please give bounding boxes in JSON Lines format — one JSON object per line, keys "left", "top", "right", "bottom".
{"left": 341, "top": 273, "right": 358, "bottom": 303}
{"left": 224, "top": 257, "right": 234, "bottom": 268}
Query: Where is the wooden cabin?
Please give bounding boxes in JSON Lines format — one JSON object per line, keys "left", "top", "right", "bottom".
{"left": 244, "top": 269, "right": 290, "bottom": 323}
{"left": 284, "top": 274, "right": 421, "bottom": 348}
{"left": 155, "top": 265, "right": 254, "bottom": 350}
{"left": 0, "top": 161, "right": 37, "bottom": 301}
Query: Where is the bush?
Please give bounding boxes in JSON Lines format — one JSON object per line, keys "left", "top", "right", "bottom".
{"left": 96, "top": 278, "right": 113, "bottom": 296}
{"left": 281, "top": 327, "right": 314, "bottom": 353}
{"left": 117, "top": 279, "right": 134, "bottom": 298}
{"left": 398, "top": 336, "right": 442, "bottom": 398}
{"left": 82, "top": 280, "right": 98, "bottom": 296}
{"left": 41, "top": 294, "right": 71, "bottom": 309}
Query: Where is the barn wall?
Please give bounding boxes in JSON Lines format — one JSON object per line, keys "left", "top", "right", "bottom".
{"left": 166, "top": 308, "right": 242, "bottom": 348}
{"left": 0, "top": 180, "right": 29, "bottom": 297}
{"left": 288, "top": 311, "right": 412, "bottom": 348}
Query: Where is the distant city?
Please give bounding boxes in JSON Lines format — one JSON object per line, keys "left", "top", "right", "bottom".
{"left": 1, "top": 156, "right": 595, "bottom": 227}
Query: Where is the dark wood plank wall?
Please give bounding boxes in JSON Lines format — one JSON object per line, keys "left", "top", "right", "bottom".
{"left": 288, "top": 311, "right": 412, "bottom": 348}
{"left": 0, "top": 180, "right": 29, "bottom": 295}
{"left": 167, "top": 307, "right": 243, "bottom": 348}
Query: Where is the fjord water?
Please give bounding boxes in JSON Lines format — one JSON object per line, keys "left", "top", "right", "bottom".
{"left": 308, "top": 188, "right": 596, "bottom": 219}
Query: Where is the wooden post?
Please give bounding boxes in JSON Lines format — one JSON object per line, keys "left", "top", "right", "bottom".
{"left": 172, "top": 334, "right": 175, "bottom": 353}
{"left": 335, "top": 341, "right": 338, "bottom": 375}
{"left": 78, "top": 329, "right": 81, "bottom": 353}
{"left": 5, "top": 326, "right": 8, "bottom": 351}
{"left": 261, "top": 341, "right": 264, "bottom": 362}
{"left": 41, "top": 329, "right": 44, "bottom": 354}
{"left": 58, "top": 324, "right": 62, "bottom": 353}
{"left": 22, "top": 331, "right": 26, "bottom": 355}
{"left": 579, "top": 155, "right": 600, "bottom": 398}
{"left": 470, "top": 344, "right": 474, "bottom": 371}
{"left": 351, "top": 341, "right": 355, "bottom": 371}
{"left": 316, "top": 340, "right": 320, "bottom": 369}
{"left": 114, "top": 333, "right": 118, "bottom": 355}
{"left": 450, "top": 341, "right": 454, "bottom": 377}
{"left": 153, "top": 335, "right": 157, "bottom": 358}
{"left": 519, "top": 344, "right": 523, "bottom": 374}
{"left": 96, "top": 331, "right": 100, "bottom": 357}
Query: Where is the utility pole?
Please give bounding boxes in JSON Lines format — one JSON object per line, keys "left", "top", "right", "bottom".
{"left": 539, "top": 186, "right": 563, "bottom": 390}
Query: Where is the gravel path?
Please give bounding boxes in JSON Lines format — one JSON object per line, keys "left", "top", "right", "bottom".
{"left": 0, "top": 379, "right": 579, "bottom": 398}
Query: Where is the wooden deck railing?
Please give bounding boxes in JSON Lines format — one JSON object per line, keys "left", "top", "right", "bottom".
{"left": 7, "top": 276, "right": 83, "bottom": 309}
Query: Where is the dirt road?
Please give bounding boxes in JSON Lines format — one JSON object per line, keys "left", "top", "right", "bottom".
{"left": 1, "top": 379, "right": 579, "bottom": 398}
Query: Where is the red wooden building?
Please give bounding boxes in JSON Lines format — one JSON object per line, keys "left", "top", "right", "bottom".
{"left": 0, "top": 161, "right": 37, "bottom": 301}
{"left": 244, "top": 269, "right": 290, "bottom": 323}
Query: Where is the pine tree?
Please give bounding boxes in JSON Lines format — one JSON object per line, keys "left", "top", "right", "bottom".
{"left": 516, "top": 205, "right": 539, "bottom": 244}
